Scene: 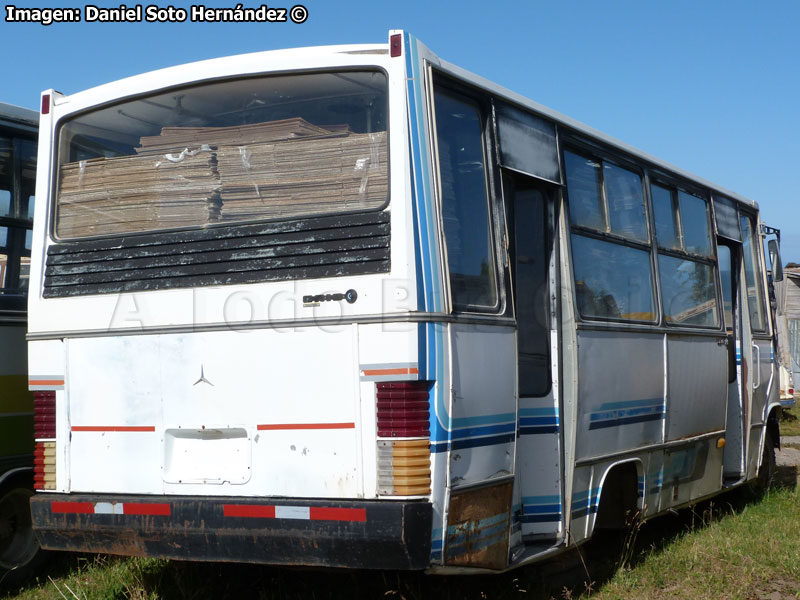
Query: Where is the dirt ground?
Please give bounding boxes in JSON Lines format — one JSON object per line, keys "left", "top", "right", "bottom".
{"left": 777, "top": 435, "right": 800, "bottom": 467}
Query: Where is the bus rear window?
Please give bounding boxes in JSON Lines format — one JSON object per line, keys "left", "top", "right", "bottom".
{"left": 55, "top": 71, "right": 388, "bottom": 239}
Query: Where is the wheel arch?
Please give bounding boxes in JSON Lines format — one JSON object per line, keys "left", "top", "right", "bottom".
{"left": 0, "top": 467, "right": 33, "bottom": 493}
{"left": 591, "top": 458, "right": 643, "bottom": 533}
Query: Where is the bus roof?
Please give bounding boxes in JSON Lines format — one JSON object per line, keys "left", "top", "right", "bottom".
{"left": 0, "top": 102, "right": 38, "bottom": 133}
{"left": 425, "top": 48, "right": 758, "bottom": 210}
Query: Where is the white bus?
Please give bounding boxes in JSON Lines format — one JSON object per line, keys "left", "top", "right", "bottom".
{"left": 0, "top": 102, "right": 40, "bottom": 581}
{"left": 28, "top": 32, "right": 784, "bottom": 572}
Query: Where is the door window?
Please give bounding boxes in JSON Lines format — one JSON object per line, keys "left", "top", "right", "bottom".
{"left": 433, "top": 88, "right": 498, "bottom": 311}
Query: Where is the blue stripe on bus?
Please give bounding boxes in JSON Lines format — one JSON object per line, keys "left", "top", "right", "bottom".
{"left": 431, "top": 432, "right": 516, "bottom": 453}
{"left": 519, "top": 426, "right": 559, "bottom": 434}
{"left": 522, "top": 495, "right": 561, "bottom": 504}
{"left": 571, "top": 488, "right": 600, "bottom": 502}
{"left": 430, "top": 532, "right": 443, "bottom": 560}
{"left": 452, "top": 413, "right": 517, "bottom": 428}
{"left": 518, "top": 408, "right": 560, "bottom": 434}
{"left": 405, "top": 33, "right": 438, "bottom": 314}
{"left": 520, "top": 496, "right": 563, "bottom": 521}
{"left": 449, "top": 422, "right": 516, "bottom": 440}
{"left": 447, "top": 528, "right": 507, "bottom": 558}
{"left": 589, "top": 398, "right": 665, "bottom": 429}
{"left": 431, "top": 411, "right": 518, "bottom": 443}
{"left": 571, "top": 488, "right": 601, "bottom": 518}
{"left": 406, "top": 35, "right": 461, "bottom": 444}
{"left": 639, "top": 469, "right": 664, "bottom": 495}
{"left": 521, "top": 514, "right": 562, "bottom": 523}
{"left": 519, "top": 407, "right": 558, "bottom": 416}
{"left": 594, "top": 397, "right": 663, "bottom": 410}
{"left": 589, "top": 413, "right": 664, "bottom": 430}
{"left": 430, "top": 422, "right": 516, "bottom": 451}
{"left": 522, "top": 504, "right": 562, "bottom": 515}
{"left": 446, "top": 511, "right": 509, "bottom": 538}
{"left": 447, "top": 523, "right": 507, "bottom": 551}
{"left": 405, "top": 34, "right": 443, "bottom": 444}
{"left": 519, "top": 417, "right": 559, "bottom": 426}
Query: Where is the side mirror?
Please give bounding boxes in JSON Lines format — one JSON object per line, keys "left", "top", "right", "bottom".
{"left": 768, "top": 239, "right": 784, "bottom": 282}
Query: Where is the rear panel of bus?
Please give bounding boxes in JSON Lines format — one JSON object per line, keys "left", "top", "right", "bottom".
{"left": 27, "top": 39, "right": 451, "bottom": 569}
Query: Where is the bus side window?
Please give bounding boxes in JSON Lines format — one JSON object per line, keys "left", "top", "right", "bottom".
{"left": 433, "top": 88, "right": 498, "bottom": 311}
{"left": 0, "top": 137, "right": 35, "bottom": 303}
{"left": 565, "top": 150, "right": 656, "bottom": 322}
{"left": 740, "top": 214, "right": 766, "bottom": 332}
{"left": 512, "top": 183, "right": 550, "bottom": 396}
{"left": 0, "top": 138, "right": 11, "bottom": 217}
{"left": 653, "top": 185, "right": 719, "bottom": 328}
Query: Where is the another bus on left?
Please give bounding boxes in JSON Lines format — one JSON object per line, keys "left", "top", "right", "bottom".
{"left": 0, "top": 102, "right": 40, "bottom": 583}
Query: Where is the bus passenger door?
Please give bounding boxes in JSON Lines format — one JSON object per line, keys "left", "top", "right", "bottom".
{"left": 506, "top": 173, "right": 562, "bottom": 544}
{"left": 739, "top": 214, "right": 771, "bottom": 480}
{"left": 718, "top": 240, "right": 749, "bottom": 481}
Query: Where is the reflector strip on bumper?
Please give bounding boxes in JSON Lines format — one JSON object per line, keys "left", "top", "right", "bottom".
{"left": 52, "top": 501, "right": 171, "bottom": 516}
{"left": 32, "top": 494, "right": 432, "bottom": 569}
{"left": 256, "top": 422, "right": 354, "bottom": 430}
{"left": 223, "top": 504, "right": 366, "bottom": 522}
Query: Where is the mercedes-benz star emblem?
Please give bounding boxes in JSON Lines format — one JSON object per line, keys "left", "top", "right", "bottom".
{"left": 193, "top": 365, "right": 214, "bottom": 386}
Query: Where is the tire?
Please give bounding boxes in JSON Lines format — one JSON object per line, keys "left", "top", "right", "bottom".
{"left": 0, "top": 485, "right": 43, "bottom": 586}
{"left": 752, "top": 433, "right": 776, "bottom": 494}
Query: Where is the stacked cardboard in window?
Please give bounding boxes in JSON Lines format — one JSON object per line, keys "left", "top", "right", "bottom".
{"left": 57, "top": 149, "right": 220, "bottom": 238}
{"left": 57, "top": 118, "right": 386, "bottom": 238}
{"left": 215, "top": 130, "right": 386, "bottom": 221}
{"left": 135, "top": 118, "right": 346, "bottom": 153}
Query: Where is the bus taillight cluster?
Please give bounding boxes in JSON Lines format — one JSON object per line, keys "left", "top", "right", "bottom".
{"left": 376, "top": 381, "right": 432, "bottom": 497}
{"left": 33, "top": 391, "right": 56, "bottom": 491}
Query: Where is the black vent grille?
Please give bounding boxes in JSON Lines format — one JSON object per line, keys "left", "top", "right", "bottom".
{"left": 44, "top": 211, "right": 390, "bottom": 298}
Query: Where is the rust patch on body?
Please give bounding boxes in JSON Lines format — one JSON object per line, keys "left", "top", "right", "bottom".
{"left": 445, "top": 480, "right": 513, "bottom": 570}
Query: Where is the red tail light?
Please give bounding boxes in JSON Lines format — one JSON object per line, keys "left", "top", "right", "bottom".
{"left": 41, "top": 93, "right": 50, "bottom": 115}
{"left": 376, "top": 381, "right": 430, "bottom": 437}
{"left": 390, "top": 33, "right": 402, "bottom": 58}
{"left": 34, "top": 391, "right": 56, "bottom": 439}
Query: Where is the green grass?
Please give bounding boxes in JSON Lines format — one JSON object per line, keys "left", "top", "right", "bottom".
{"left": 781, "top": 408, "right": 800, "bottom": 437}
{"left": 589, "top": 487, "right": 800, "bottom": 599}
{"left": 3, "top": 472, "right": 799, "bottom": 600}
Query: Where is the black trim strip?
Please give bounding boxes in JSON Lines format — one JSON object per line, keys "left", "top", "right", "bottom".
{"left": 588, "top": 413, "right": 664, "bottom": 430}
{"left": 44, "top": 212, "right": 390, "bottom": 298}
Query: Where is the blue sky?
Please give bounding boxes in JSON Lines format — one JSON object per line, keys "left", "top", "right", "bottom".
{"left": 3, "top": 0, "right": 799, "bottom": 261}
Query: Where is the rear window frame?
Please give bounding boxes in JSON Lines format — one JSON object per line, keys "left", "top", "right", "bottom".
{"left": 50, "top": 67, "right": 392, "bottom": 243}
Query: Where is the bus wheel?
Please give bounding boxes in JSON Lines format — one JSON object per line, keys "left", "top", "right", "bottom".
{"left": 0, "top": 486, "right": 41, "bottom": 585}
{"left": 751, "top": 434, "right": 776, "bottom": 495}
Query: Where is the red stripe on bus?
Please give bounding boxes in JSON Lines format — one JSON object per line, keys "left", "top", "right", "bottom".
{"left": 52, "top": 501, "right": 94, "bottom": 514}
{"left": 308, "top": 507, "right": 367, "bottom": 522}
{"left": 71, "top": 426, "right": 156, "bottom": 432}
{"left": 223, "top": 504, "right": 276, "bottom": 519}
{"left": 361, "top": 368, "right": 419, "bottom": 376}
{"left": 123, "top": 503, "right": 171, "bottom": 516}
{"left": 29, "top": 380, "right": 64, "bottom": 386}
{"left": 256, "top": 423, "right": 355, "bottom": 430}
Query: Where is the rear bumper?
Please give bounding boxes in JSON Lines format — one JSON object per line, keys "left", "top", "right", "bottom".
{"left": 31, "top": 494, "right": 433, "bottom": 570}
